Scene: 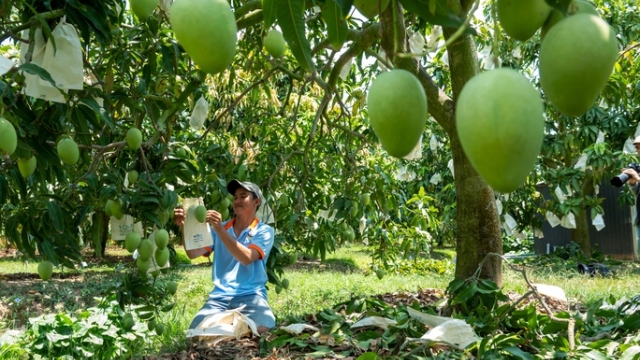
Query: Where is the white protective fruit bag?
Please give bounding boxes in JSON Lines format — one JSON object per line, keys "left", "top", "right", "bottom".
{"left": 183, "top": 197, "right": 214, "bottom": 250}
{"left": 110, "top": 215, "right": 143, "bottom": 241}
{"left": 21, "top": 28, "right": 67, "bottom": 103}
{"left": 189, "top": 97, "right": 209, "bottom": 130}
{"left": 40, "top": 18, "right": 83, "bottom": 90}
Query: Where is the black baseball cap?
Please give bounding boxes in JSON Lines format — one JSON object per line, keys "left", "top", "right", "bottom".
{"left": 227, "top": 179, "right": 263, "bottom": 201}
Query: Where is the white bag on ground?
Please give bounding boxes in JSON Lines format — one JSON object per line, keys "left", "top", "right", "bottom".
{"left": 186, "top": 305, "right": 258, "bottom": 346}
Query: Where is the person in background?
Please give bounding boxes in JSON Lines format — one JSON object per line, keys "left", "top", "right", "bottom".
{"left": 174, "top": 179, "right": 275, "bottom": 334}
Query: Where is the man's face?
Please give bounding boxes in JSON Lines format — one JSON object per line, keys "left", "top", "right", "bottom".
{"left": 232, "top": 188, "right": 260, "bottom": 217}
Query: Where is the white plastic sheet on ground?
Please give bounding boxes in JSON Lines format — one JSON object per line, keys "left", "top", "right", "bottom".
{"left": 186, "top": 305, "right": 258, "bottom": 346}
{"left": 189, "top": 97, "right": 209, "bottom": 130}
{"left": 406, "top": 307, "right": 480, "bottom": 350}
{"left": 600, "top": 296, "right": 639, "bottom": 315}
{"left": 350, "top": 316, "right": 397, "bottom": 330}
{"left": 560, "top": 212, "right": 576, "bottom": 229}
{"left": 546, "top": 211, "right": 561, "bottom": 228}
{"left": 596, "top": 131, "right": 605, "bottom": 144}
{"left": 447, "top": 159, "right": 454, "bottom": 178}
{"left": 592, "top": 213, "right": 605, "bottom": 231}
{"left": 533, "top": 283, "right": 567, "bottom": 303}
{"left": 280, "top": 323, "right": 319, "bottom": 335}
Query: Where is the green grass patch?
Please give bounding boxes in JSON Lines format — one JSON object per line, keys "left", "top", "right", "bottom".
{"left": 5, "top": 244, "right": 640, "bottom": 358}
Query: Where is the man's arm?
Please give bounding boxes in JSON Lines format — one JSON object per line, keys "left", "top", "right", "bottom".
{"left": 216, "top": 229, "right": 260, "bottom": 266}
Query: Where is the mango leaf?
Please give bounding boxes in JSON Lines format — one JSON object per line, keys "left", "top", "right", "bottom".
{"left": 48, "top": 201, "right": 65, "bottom": 233}
{"left": 263, "top": 0, "right": 278, "bottom": 30}
{"left": 18, "top": 63, "right": 57, "bottom": 88}
{"left": 276, "top": 0, "right": 315, "bottom": 71}
{"left": 544, "top": 0, "right": 573, "bottom": 14}
{"left": 322, "top": 0, "right": 349, "bottom": 50}
{"left": 620, "top": 345, "right": 640, "bottom": 360}
{"left": 398, "top": 0, "right": 473, "bottom": 33}
{"left": 503, "top": 346, "right": 534, "bottom": 360}
{"left": 21, "top": 1, "right": 56, "bottom": 52}
{"left": 333, "top": 0, "right": 354, "bottom": 19}
{"left": 356, "top": 351, "right": 382, "bottom": 360}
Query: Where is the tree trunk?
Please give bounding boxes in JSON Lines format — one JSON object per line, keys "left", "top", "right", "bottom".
{"left": 572, "top": 175, "right": 595, "bottom": 257}
{"left": 379, "top": 1, "right": 503, "bottom": 285}
{"left": 571, "top": 208, "right": 590, "bottom": 257}
{"left": 442, "top": 21, "right": 503, "bottom": 286}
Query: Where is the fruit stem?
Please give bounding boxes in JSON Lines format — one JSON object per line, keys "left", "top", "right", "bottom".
{"left": 491, "top": 0, "right": 501, "bottom": 68}
{"left": 392, "top": 0, "right": 400, "bottom": 56}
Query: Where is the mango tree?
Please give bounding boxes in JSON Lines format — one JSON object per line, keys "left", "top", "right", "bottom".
{"left": 0, "top": 0, "right": 628, "bottom": 295}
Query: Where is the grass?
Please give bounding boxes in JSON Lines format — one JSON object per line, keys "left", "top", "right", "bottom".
{"left": 3, "top": 243, "right": 640, "bottom": 357}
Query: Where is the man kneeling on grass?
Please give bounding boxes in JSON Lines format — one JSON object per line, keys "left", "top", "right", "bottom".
{"left": 174, "top": 179, "right": 275, "bottom": 334}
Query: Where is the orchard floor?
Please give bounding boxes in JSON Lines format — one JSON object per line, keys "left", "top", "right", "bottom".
{"left": 1, "top": 245, "right": 634, "bottom": 359}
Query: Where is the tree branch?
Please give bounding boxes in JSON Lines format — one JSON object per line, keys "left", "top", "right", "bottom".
{"left": 378, "top": 2, "right": 455, "bottom": 135}
{"left": 475, "top": 253, "right": 576, "bottom": 350}
{"left": 0, "top": 9, "right": 65, "bottom": 44}
{"left": 198, "top": 66, "right": 280, "bottom": 141}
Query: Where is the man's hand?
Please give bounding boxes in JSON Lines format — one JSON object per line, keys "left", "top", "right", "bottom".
{"left": 207, "top": 210, "right": 224, "bottom": 233}
{"left": 174, "top": 207, "right": 185, "bottom": 228}
{"left": 622, "top": 168, "right": 640, "bottom": 185}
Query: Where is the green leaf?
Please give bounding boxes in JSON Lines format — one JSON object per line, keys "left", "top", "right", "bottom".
{"left": 22, "top": 1, "right": 56, "bottom": 52}
{"left": 356, "top": 352, "right": 382, "bottom": 360}
{"left": 161, "top": 303, "right": 176, "bottom": 312}
{"left": 322, "top": 0, "right": 349, "bottom": 50}
{"left": 451, "top": 282, "right": 477, "bottom": 305}
{"left": 262, "top": 0, "right": 278, "bottom": 30}
{"left": 48, "top": 201, "right": 65, "bottom": 233}
{"left": 276, "top": 0, "right": 315, "bottom": 71}
{"left": 397, "top": 0, "right": 471, "bottom": 32}
{"left": 503, "top": 346, "right": 534, "bottom": 360}
{"left": 620, "top": 345, "right": 640, "bottom": 360}
{"left": 333, "top": 0, "right": 353, "bottom": 16}
{"left": 79, "top": 97, "right": 114, "bottom": 131}
{"left": 18, "top": 63, "right": 57, "bottom": 88}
